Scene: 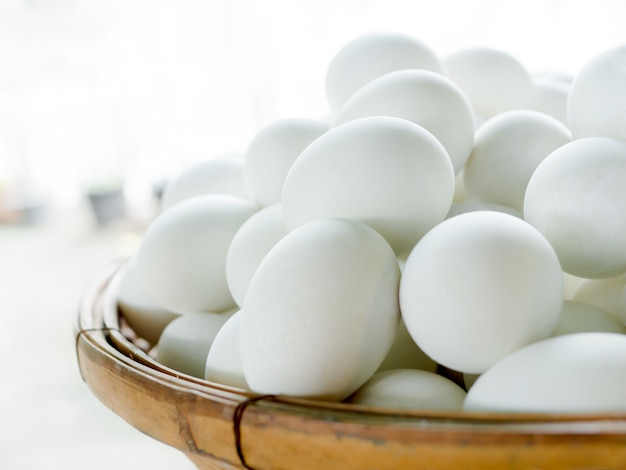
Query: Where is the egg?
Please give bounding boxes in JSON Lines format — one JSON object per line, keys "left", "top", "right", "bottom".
{"left": 348, "top": 369, "right": 466, "bottom": 411}
{"left": 443, "top": 47, "right": 533, "bottom": 119}
{"left": 524, "top": 137, "right": 626, "bottom": 279}
{"left": 225, "top": 204, "right": 288, "bottom": 308}
{"left": 135, "top": 195, "right": 257, "bottom": 314}
{"left": 573, "top": 274, "right": 626, "bottom": 325}
{"left": 567, "top": 45, "right": 626, "bottom": 141}
{"left": 160, "top": 154, "right": 251, "bottom": 212}
{"left": 243, "top": 118, "right": 328, "bottom": 207}
{"left": 446, "top": 201, "right": 522, "bottom": 219}
{"left": 325, "top": 32, "right": 443, "bottom": 111}
{"left": 530, "top": 75, "right": 570, "bottom": 125}
{"left": 239, "top": 218, "right": 400, "bottom": 401}
{"left": 400, "top": 211, "right": 563, "bottom": 374}
{"left": 551, "top": 300, "right": 626, "bottom": 336}
{"left": 282, "top": 116, "right": 455, "bottom": 255}
{"left": 156, "top": 310, "right": 235, "bottom": 379}
{"left": 463, "top": 333, "right": 626, "bottom": 413}
{"left": 332, "top": 69, "right": 475, "bottom": 174}
{"left": 204, "top": 311, "right": 248, "bottom": 390}
{"left": 116, "top": 258, "right": 180, "bottom": 345}
{"left": 463, "top": 110, "right": 572, "bottom": 212}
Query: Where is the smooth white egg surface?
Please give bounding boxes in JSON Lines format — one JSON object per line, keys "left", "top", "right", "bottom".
{"left": 443, "top": 47, "right": 532, "bottom": 119}
{"left": 225, "top": 204, "right": 288, "bottom": 308}
{"left": 463, "top": 110, "right": 571, "bottom": 212}
{"left": 244, "top": 118, "right": 328, "bottom": 207}
{"left": 524, "top": 137, "right": 626, "bottom": 279}
{"left": 567, "top": 45, "right": 626, "bottom": 141}
{"left": 348, "top": 369, "right": 466, "bottom": 411}
{"left": 530, "top": 75, "right": 569, "bottom": 125}
{"left": 332, "top": 69, "right": 474, "bottom": 173}
{"left": 116, "top": 259, "right": 180, "bottom": 345}
{"left": 135, "top": 195, "right": 257, "bottom": 314}
{"left": 156, "top": 310, "right": 235, "bottom": 379}
{"left": 463, "top": 333, "right": 626, "bottom": 413}
{"left": 551, "top": 300, "right": 626, "bottom": 336}
{"left": 204, "top": 311, "right": 248, "bottom": 390}
{"left": 239, "top": 218, "right": 400, "bottom": 401}
{"left": 282, "top": 116, "right": 455, "bottom": 255}
{"left": 400, "top": 211, "right": 563, "bottom": 374}
{"left": 160, "top": 154, "right": 250, "bottom": 211}
{"left": 325, "top": 32, "right": 443, "bottom": 111}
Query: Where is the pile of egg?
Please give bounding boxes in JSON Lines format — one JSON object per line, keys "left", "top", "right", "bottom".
{"left": 117, "top": 32, "right": 626, "bottom": 414}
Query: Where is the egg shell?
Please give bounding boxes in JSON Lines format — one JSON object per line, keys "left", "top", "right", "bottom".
{"left": 325, "top": 32, "right": 443, "bottom": 111}
{"left": 530, "top": 76, "right": 570, "bottom": 125}
{"left": 116, "top": 258, "right": 180, "bottom": 345}
{"left": 135, "top": 195, "right": 257, "bottom": 314}
{"left": 225, "top": 204, "right": 289, "bottom": 308}
{"left": 400, "top": 211, "right": 563, "bottom": 374}
{"left": 156, "top": 310, "right": 235, "bottom": 379}
{"left": 573, "top": 274, "right": 626, "bottom": 325}
{"left": 567, "top": 45, "right": 626, "bottom": 141}
{"left": 443, "top": 47, "right": 532, "bottom": 119}
{"left": 463, "top": 333, "right": 626, "bottom": 413}
{"left": 348, "top": 369, "right": 466, "bottom": 411}
{"left": 282, "top": 116, "right": 455, "bottom": 255}
{"left": 204, "top": 311, "right": 248, "bottom": 390}
{"left": 524, "top": 137, "right": 626, "bottom": 279}
{"left": 551, "top": 300, "right": 626, "bottom": 336}
{"left": 244, "top": 118, "right": 328, "bottom": 207}
{"left": 332, "top": 69, "right": 475, "bottom": 174}
{"left": 463, "top": 110, "right": 572, "bottom": 212}
{"left": 239, "top": 218, "right": 400, "bottom": 401}
{"left": 446, "top": 201, "right": 522, "bottom": 220}
{"left": 160, "top": 154, "right": 251, "bottom": 212}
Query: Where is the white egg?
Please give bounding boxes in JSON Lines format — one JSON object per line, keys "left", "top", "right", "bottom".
{"left": 551, "top": 300, "right": 626, "bottom": 336}
{"left": 524, "top": 137, "right": 626, "bottom": 279}
{"left": 463, "top": 110, "right": 572, "bottom": 212}
{"left": 446, "top": 201, "right": 522, "bottom": 220}
{"left": 464, "top": 333, "right": 626, "bottom": 413}
{"left": 156, "top": 310, "right": 235, "bottom": 378}
{"left": 348, "top": 369, "right": 466, "bottom": 411}
{"left": 400, "top": 211, "right": 563, "bottom": 374}
{"left": 240, "top": 218, "right": 400, "bottom": 401}
{"left": 160, "top": 154, "right": 250, "bottom": 211}
{"left": 376, "top": 319, "right": 437, "bottom": 373}
{"left": 243, "top": 118, "right": 328, "bottom": 207}
{"left": 282, "top": 116, "right": 455, "bottom": 255}
{"left": 332, "top": 70, "right": 475, "bottom": 173}
{"left": 325, "top": 32, "right": 443, "bottom": 111}
{"left": 135, "top": 195, "right": 257, "bottom": 314}
{"left": 226, "top": 204, "right": 288, "bottom": 308}
{"left": 443, "top": 47, "right": 532, "bottom": 119}
{"left": 573, "top": 274, "right": 626, "bottom": 325}
{"left": 116, "top": 258, "right": 180, "bottom": 345}
{"left": 530, "top": 76, "right": 570, "bottom": 125}
{"left": 204, "top": 311, "right": 248, "bottom": 390}
{"left": 567, "top": 45, "right": 626, "bottom": 141}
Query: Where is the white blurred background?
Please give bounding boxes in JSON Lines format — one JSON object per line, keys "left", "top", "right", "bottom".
{"left": 1, "top": 0, "right": 625, "bottom": 468}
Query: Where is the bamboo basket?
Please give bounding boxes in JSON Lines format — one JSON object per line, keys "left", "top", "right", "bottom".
{"left": 75, "top": 263, "right": 626, "bottom": 470}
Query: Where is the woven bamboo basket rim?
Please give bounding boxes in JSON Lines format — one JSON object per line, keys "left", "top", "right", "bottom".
{"left": 75, "top": 261, "right": 626, "bottom": 470}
